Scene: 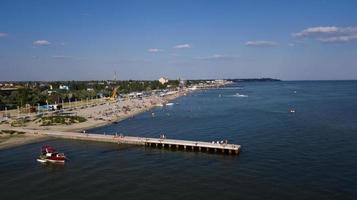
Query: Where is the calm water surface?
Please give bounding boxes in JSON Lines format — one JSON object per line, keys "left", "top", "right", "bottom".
{"left": 1, "top": 81, "right": 357, "bottom": 200}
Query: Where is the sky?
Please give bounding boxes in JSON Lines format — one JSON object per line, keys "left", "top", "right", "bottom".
{"left": 0, "top": 0, "right": 357, "bottom": 81}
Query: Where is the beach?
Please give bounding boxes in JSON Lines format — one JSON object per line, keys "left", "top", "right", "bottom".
{"left": 0, "top": 80, "right": 231, "bottom": 150}
{"left": 0, "top": 90, "right": 184, "bottom": 149}
{"left": 2, "top": 81, "right": 356, "bottom": 200}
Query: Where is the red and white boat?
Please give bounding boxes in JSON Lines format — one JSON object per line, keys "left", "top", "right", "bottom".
{"left": 37, "top": 145, "right": 66, "bottom": 164}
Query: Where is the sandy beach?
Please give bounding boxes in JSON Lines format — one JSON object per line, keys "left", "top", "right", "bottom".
{"left": 0, "top": 91, "right": 183, "bottom": 150}
{"left": 0, "top": 80, "right": 231, "bottom": 150}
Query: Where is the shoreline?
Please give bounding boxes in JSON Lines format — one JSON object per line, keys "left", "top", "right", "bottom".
{"left": 0, "top": 81, "right": 231, "bottom": 150}
{"left": 0, "top": 90, "right": 185, "bottom": 150}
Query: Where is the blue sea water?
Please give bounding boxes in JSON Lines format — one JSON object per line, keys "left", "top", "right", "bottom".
{"left": 1, "top": 81, "right": 357, "bottom": 200}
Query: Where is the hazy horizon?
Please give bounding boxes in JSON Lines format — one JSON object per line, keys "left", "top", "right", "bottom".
{"left": 2, "top": 78, "right": 357, "bottom": 83}
{"left": 1, "top": 0, "right": 357, "bottom": 81}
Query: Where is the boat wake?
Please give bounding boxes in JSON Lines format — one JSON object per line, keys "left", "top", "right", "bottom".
{"left": 228, "top": 93, "right": 248, "bottom": 98}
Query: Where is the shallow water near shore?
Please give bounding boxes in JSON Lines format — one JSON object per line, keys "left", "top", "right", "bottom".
{"left": 1, "top": 81, "right": 357, "bottom": 200}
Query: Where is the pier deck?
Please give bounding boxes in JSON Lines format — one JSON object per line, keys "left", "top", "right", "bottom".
{"left": 30, "top": 130, "right": 241, "bottom": 155}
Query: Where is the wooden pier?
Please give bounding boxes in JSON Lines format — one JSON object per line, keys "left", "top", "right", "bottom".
{"left": 31, "top": 130, "right": 241, "bottom": 155}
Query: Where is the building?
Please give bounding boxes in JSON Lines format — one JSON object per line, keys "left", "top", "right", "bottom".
{"left": 159, "top": 77, "right": 169, "bottom": 85}
{"left": 179, "top": 79, "right": 186, "bottom": 88}
{"left": 59, "top": 85, "right": 69, "bottom": 90}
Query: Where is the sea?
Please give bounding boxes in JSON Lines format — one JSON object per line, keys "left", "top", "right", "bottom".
{"left": 1, "top": 81, "right": 357, "bottom": 200}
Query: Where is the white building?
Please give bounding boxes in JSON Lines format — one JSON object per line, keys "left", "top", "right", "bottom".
{"left": 159, "top": 77, "right": 169, "bottom": 84}
{"left": 59, "top": 85, "right": 69, "bottom": 90}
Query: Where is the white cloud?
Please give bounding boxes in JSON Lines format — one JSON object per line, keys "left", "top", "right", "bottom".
{"left": 0, "top": 32, "right": 8, "bottom": 37}
{"left": 33, "top": 40, "right": 51, "bottom": 46}
{"left": 147, "top": 48, "right": 163, "bottom": 53}
{"left": 197, "top": 54, "right": 237, "bottom": 61}
{"left": 245, "top": 40, "right": 278, "bottom": 47}
{"left": 318, "top": 35, "right": 357, "bottom": 43}
{"left": 174, "top": 43, "right": 192, "bottom": 49}
{"left": 293, "top": 26, "right": 339, "bottom": 37}
{"left": 293, "top": 26, "right": 357, "bottom": 43}
{"left": 52, "top": 55, "right": 73, "bottom": 59}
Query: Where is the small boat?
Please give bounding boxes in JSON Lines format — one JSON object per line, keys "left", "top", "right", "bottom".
{"left": 233, "top": 93, "right": 248, "bottom": 97}
{"left": 37, "top": 145, "right": 66, "bottom": 164}
{"left": 165, "top": 103, "right": 174, "bottom": 106}
{"left": 290, "top": 109, "right": 296, "bottom": 113}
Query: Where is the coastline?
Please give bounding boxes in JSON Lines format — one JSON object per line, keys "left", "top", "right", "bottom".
{"left": 0, "top": 80, "right": 232, "bottom": 150}
{"left": 0, "top": 90, "right": 185, "bottom": 150}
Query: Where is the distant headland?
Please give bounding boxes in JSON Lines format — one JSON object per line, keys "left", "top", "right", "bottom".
{"left": 226, "top": 78, "right": 281, "bottom": 82}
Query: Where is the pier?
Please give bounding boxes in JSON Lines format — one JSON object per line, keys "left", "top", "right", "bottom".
{"left": 31, "top": 130, "right": 241, "bottom": 155}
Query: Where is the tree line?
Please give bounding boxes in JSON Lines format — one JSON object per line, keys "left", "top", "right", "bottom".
{"left": 0, "top": 80, "right": 180, "bottom": 110}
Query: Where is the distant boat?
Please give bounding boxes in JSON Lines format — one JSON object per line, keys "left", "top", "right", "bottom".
{"left": 166, "top": 103, "right": 174, "bottom": 106}
{"left": 188, "top": 86, "right": 197, "bottom": 91}
{"left": 37, "top": 145, "right": 66, "bottom": 164}
{"left": 290, "top": 109, "right": 296, "bottom": 113}
{"left": 233, "top": 93, "right": 248, "bottom": 98}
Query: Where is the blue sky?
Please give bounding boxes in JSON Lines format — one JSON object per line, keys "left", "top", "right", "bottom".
{"left": 1, "top": 0, "right": 357, "bottom": 81}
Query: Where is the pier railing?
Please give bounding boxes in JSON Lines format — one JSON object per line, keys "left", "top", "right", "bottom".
{"left": 16, "top": 129, "right": 241, "bottom": 155}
